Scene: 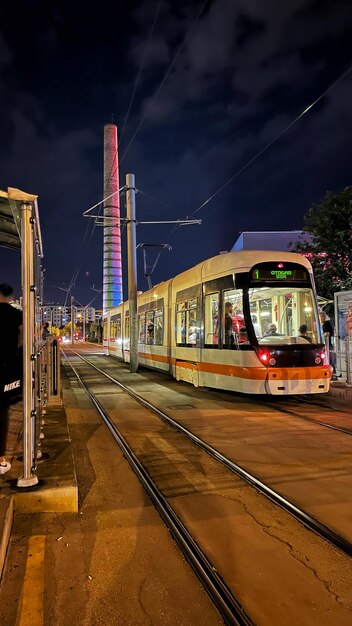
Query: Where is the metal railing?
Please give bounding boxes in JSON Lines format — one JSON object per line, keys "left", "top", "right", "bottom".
{"left": 335, "top": 332, "right": 352, "bottom": 386}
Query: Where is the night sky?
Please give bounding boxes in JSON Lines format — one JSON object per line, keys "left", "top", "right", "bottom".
{"left": 1, "top": 0, "right": 352, "bottom": 307}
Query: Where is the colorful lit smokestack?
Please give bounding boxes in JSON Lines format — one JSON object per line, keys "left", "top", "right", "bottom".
{"left": 103, "top": 124, "right": 123, "bottom": 311}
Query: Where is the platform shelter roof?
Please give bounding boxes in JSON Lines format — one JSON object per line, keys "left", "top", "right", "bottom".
{"left": 0, "top": 187, "right": 43, "bottom": 256}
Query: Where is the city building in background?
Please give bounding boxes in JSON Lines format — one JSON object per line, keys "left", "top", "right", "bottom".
{"left": 231, "top": 231, "right": 311, "bottom": 252}
{"left": 42, "top": 305, "right": 102, "bottom": 327}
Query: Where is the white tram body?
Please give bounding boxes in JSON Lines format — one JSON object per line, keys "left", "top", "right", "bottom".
{"left": 103, "top": 250, "right": 331, "bottom": 395}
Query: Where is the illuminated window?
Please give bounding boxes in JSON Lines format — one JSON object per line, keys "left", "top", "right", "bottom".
{"left": 204, "top": 293, "right": 219, "bottom": 348}
{"left": 222, "top": 289, "right": 248, "bottom": 349}
{"left": 138, "top": 313, "right": 146, "bottom": 343}
{"left": 154, "top": 308, "right": 163, "bottom": 345}
{"left": 248, "top": 286, "right": 321, "bottom": 344}
{"left": 176, "top": 299, "right": 197, "bottom": 346}
{"left": 125, "top": 315, "right": 129, "bottom": 340}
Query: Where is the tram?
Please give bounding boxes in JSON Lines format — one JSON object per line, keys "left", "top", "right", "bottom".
{"left": 103, "top": 250, "right": 331, "bottom": 395}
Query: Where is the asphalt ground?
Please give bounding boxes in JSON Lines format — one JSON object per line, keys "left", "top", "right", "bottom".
{"left": 58, "top": 345, "right": 352, "bottom": 626}
{"left": 1, "top": 343, "right": 351, "bottom": 626}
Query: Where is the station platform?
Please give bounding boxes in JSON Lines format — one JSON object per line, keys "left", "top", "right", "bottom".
{"left": 0, "top": 349, "right": 221, "bottom": 626}
{"left": 0, "top": 397, "right": 78, "bottom": 583}
{"left": 328, "top": 379, "right": 352, "bottom": 406}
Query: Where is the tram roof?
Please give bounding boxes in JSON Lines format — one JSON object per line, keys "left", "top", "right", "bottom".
{"left": 0, "top": 187, "right": 43, "bottom": 256}
{"left": 202, "top": 249, "right": 312, "bottom": 277}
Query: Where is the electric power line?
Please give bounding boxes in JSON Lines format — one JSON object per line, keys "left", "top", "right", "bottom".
{"left": 119, "top": 0, "right": 162, "bottom": 147}
{"left": 120, "top": 0, "right": 209, "bottom": 165}
{"left": 189, "top": 63, "right": 352, "bottom": 219}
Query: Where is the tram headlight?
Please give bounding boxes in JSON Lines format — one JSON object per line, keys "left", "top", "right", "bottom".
{"left": 269, "top": 357, "right": 277, "bottom": 366}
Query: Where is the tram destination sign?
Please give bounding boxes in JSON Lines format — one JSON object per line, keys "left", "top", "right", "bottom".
{"left": 251, "top": 264, "right": 308, "bottom": 282}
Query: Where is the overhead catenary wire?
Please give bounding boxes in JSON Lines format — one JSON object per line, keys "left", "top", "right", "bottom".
{"left": 64, "top": 217, "right": 95, "bottom": 306}
{"left": 120, "top": 0, "right": 209, "bottom": 165}
{"left": 100, "top": 0, "right": 162, "bottom": 202}
{"left": 136, "top": 62, "right": 352, "bottom": 277}
{"left": 77, "top": 0, "right": 208, "bottom": 284}
{"left": 119, "top": 0, "right": 162, "bottom": 147}
{"left": 188, "top": 63, "right": 352, "bottom": 219}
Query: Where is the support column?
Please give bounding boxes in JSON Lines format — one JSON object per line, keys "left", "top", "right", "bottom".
{"left": 18, "top": 202, "right": 38, "bottom": 487}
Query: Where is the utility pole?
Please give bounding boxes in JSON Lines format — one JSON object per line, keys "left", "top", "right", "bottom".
{"left": 83, "top": 307, "right": 86, "bottom": 342}
{"left": 71, "top": 295, "right": 74, "bottom": 345}
{"left": 126, "top": 173, "right": 138, "bottom": 372}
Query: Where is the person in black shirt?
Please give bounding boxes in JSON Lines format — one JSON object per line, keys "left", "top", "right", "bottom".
{"left": 42, "top": 322, "right": 51, "bottom": 341}
{"left": 0, "top": 283, "right": 22, "bottom": 474}
{"left": 298, "top": 324, "right": 312, "bottom": 343}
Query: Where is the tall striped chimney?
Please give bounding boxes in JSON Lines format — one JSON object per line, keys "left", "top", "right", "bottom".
{"left": 103, "top": 124, "right": 123, "bottom": 311}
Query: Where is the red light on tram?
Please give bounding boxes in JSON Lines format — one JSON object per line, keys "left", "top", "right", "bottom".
{"left": 277, "top": 263, "right": 284, "bottom": 268}
{"left": 258, "top": 349, "right": 270, "bottom": 364}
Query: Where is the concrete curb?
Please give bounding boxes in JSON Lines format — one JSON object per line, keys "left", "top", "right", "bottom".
{"left": 1, "top": 404, "right": 78, "bottom": 514}
{"left": 0, "top": 496, "right": 13, "bottom": 581}
{"left": 327, "top": 382, "right": 352, "bottom": 407}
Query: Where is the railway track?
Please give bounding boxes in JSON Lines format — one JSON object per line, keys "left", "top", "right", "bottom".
{"left": 252, "top": 397, "right": 352, "bottom": 436}
{"left": 63, "top": 346, "right": 352, "bottom": 559}
{"left": 62, "top": 348, "right": 252, "bottom": 626}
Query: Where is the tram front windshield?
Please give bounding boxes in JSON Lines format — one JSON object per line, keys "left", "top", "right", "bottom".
{"left": 242, "top": 261, "right": 323, "bottom": 346}
{"left": 248, "top": 285, "right": 322, "bottom": 345}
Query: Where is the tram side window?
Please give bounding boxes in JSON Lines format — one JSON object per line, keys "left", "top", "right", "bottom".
{"left": 138, "top": 313, "right": 146, "bottom": 343}
{"left": 146, "top": 311, "right": 154, "bottom": 344}
{"left": 110, "top": 319, "right": 117, "bottom": 341}
{"left": 116, "top": 318, "right": 122, "bottom": 342}
{"left": 176, "top": 302, "right": 186, "bottom": 344}
{"left": 176, "top": 299, "right": 197, "bottom": 346}
{"left": 103, "top": 321, "right": 108, "bottom": 341}
{"left": 154, "top": 308, "right": 163, "bottom": 345}
{"left": 125, "top": 315, "right": 130, "bottom": 340}
{"left": 204, "top": 293, "right": 219, "bottom": 347}
{"left": 222, "top": 289, "right": 248, "bottom": 349}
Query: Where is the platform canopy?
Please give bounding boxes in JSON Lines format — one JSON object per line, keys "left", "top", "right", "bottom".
{"left": 0, "top": 187, "right": 42, "bottom": 256}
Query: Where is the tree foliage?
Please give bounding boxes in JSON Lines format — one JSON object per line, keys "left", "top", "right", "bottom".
{"left": 294, "top": 187, "right": 352, "bottom": 300}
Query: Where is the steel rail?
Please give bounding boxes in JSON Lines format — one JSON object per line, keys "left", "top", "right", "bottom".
{"left": 62, "top": 350, "right": 252, "bottom": 626}
{"left": 256, "top": 399, "right": 352, "bottom": 436}
{"left": 299, "top": 394, "right": 352, "bottom": 414}
{"left": 63, "top": 347, "right": 352, "bottom": 558}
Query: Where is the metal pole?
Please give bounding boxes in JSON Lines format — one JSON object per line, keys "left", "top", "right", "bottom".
{"left": 346, "top": 331, "right": 352, "bottom": 385}
{"left": 324, "top": 334, "right": 330, "bottom": 366}
{"left": 18, "top": 202, "right": 38, "bottom": 487}
{"left": 71, "top": 296, "right": 74, "bottom": 345}
{"left": 126, "top": 173, "right": 138, "bottom": 373}
{"left": 83, "top": 307, "right": 86, "bottom": 342}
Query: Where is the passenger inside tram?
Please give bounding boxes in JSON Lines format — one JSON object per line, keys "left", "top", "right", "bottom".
{"left": 298, "top": 323, "right": 312, "bottom": 343}
{"left": 251, "top": 314, "right": 262, "bottom": 337}
{"left": 204, "top": 283, "right": 321, "bottom": 348}
{"left": 263, "top": 323, "right": 282, "bottom": 337}
{"left": 249, "top": 285, "right": 321, "bottom": 345}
